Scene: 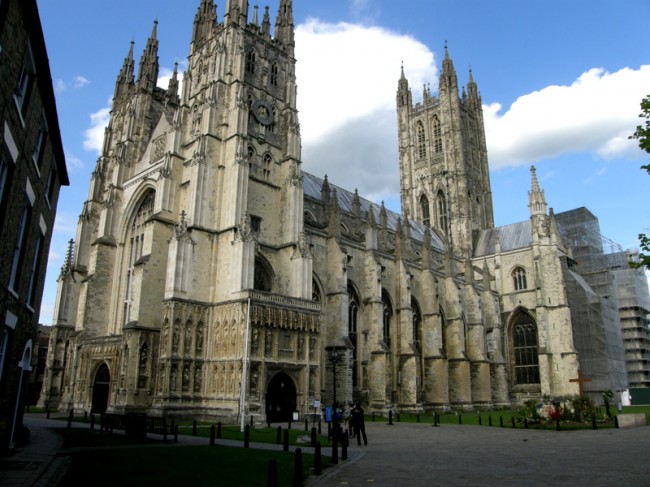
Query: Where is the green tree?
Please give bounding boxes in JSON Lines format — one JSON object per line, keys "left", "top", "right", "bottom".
{"left": 630, "top": 94, "right": 650, "bottom": 269}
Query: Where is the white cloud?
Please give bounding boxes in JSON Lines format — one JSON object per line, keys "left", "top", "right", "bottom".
{"left": 74, "top": 75, "right": 90, "bottom": 88}
{"left": 484, "top": 65, "right": 650, "bottom": 168}
{"left": 54, "top": 79, "right": 67, "bottom": 94}
{"left": 295, "top": 19, "right": 436, "bottom": 196}
{"left": 83, "top": 105, "right": 111, "bottom": 153}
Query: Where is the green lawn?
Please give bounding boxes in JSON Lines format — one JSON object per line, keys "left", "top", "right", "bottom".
{"left": 53, "top": 428, "right": 330, "bottom": 487}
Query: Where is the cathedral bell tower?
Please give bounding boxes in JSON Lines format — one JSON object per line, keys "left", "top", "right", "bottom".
{"left": 397, "top": 45, "right": 494, "bottom": 256}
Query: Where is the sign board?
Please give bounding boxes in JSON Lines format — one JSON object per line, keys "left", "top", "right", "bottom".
{"left": 313, "top": 400, "right": 321, "bottom": 409}
{"left": 325, "top": 406, "right": 333, "bottom": 423}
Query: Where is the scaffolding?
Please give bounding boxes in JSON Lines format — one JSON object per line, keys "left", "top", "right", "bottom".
{"left": 555, "top": 207, "right": 646, "bottom": 399}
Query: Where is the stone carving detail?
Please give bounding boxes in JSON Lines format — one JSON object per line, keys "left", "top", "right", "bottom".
{"left": 235, "top": 212, "right": 253, "bottom": 242}
{"left": 151, "top": 135, "right": 166, "bottom": 162}
{"left": 291, "top": 232, "right": 312, "bottom": 260}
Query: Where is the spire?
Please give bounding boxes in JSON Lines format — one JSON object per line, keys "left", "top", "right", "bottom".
{"left": 467, "top": 65, "right": 480, "bottom": 104}
{"left": 113, "top": 41, "right": 135, "bottom": 101}
{"left": 225, "top": 0, "right": 249, "bottom": 25}
{"left": 352, "top": 189, "right": 361, "bottom": 218}
{"left": 136, "top": 21, "right": 160, "bottom": 93}
{"left": 167, "top": 62, "right": 179, "bottom": 100}
{"left": 252, "top": 5, "right": 259, "bottom": 26}
{"left": 262, "top": 6, "right": 271, "bottom": 37}
{"left": 321, "top": 175, "right": 331, "bottom": 205}
{"left": 192, "top": 0, "right": 217, "bottom": 47}
{"left": 379, "top": 201, "right": 388, "bottom": 228}
{"left": 275, "top": 0, "right": 295, "bottom": 48}
{"left": 440, "top": 41, "right": 458, "bottom": 93}
{"left": 528, "top": 165, "right": 547, "bottom": 217}
{"left": 397, "top": 62, "right": 411, "bottom": 108}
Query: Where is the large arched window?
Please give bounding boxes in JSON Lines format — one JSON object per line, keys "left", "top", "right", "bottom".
{"left": 254, "top": 256, "right": 272, "bottom": 292}
{"left": 420, "top": 194, "right": 430, "bottom": 227}
{"left": 512, "top": 267, "right": 528, "bottom": 291}
{"left": 245, "top": 50, "right": 256, "bottom": 74}
{"left": 348, "top": 281, "right": 360, "bottom": 388}
{"left": 412, "top": 298, "right": 422, "bottom": 353}
{"left": 439, "top": 307, "right": 447, "bottom": 356}
{"left": 511, "top": 311, "right": 540, "bottom": 385}
{"left": 436, "top": 190, "right": 449, "bottom": 237}
{"left": 433, "top": 115, "right": 442, "bottom": 154}
{"left": 312, "top": 277, "right": 322, "bottom": 302}
{"left": 417, "top": 121, "right": 426, "bottom": 159}
{"left": 123, "top": 191, "right": 155, "bottom": 325}
{"left": 382, "top": 289, "right": 393, "bottom": 349}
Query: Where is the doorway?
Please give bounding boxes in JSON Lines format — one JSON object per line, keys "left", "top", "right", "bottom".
{"left": 91, "top": 363, "right": 111, "bottom": 414}
{"left": 265, "top": 372, "right": 297, "bottom": 423}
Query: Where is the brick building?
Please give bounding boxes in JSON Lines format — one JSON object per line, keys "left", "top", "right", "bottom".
{"left": 0, "top": 0, "right": 68, "bottom": 451}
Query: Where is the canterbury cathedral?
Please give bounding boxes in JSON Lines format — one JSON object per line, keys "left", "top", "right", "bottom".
{"left": 41, "top": 0, "right": 636, "bottom": 421}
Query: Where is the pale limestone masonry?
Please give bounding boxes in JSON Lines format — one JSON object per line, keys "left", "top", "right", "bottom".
{"left": 40, "top": 0, "right": 633, "bottom": 422}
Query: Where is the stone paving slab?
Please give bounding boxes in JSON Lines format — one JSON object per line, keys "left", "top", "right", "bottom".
{"left": 306, "top": 421, "right": 650, "bottom": 487}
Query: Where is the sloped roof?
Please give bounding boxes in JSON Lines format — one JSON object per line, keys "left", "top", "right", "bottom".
{"left": 303, "top": 171, "right": 446, "bottom": 252}
{"left": 473, "top": 221, "right": 533, "bottom": 257}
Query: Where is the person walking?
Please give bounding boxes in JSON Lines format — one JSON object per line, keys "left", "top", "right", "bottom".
{"left": 352, "top": 403, "right": 367, "bottom": 446}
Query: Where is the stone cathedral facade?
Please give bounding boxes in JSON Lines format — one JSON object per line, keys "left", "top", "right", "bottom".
{"left": 41, "top": 0, "right": 607, "bottom": 421}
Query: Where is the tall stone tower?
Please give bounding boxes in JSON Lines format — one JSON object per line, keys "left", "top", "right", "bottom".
{"left": 397, "top": 46, "right": 494, "bottom": 256}
{"left": 42, "top": 0, "right": 320, "bottom": 420}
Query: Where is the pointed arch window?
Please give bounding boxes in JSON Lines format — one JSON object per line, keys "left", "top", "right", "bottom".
{"left": 512, "top": 267, "right": 528, "bottom": 291}
{"left": 439, "top": 307, "right": 447, "bottom": 356}
{"left": 123, "top": 191, "right": 155, "bottom": 325}
{"left": 270, "top": 63, "right": 279, "bottom": 86}
{"left": 511, "top": 312, "right": 540, "bottom": 385}
{"left": 312, "top": 277, "right": 322, "bottom": 302}
{"left": 433, "top": 115, "right": 442, "bottom": 154}
{"left": 436, "top": 191, "right": 449, "bottom": 237}
{"left": 382, "top": 289, "right": 393, "bottom": 349}
{"left": 348, "top": 281, "right": 360, "bottom": 388}
{"left": 245, "top": 50, "right": 256, "bottom": 74}
{"left": 420, "top": 194, "right": 430, "bottom": 227}
{"left": 254, "top": 256, "right": 272, "bottom": 292}
{"left": 417, "top": 121, "right": 426, "bottom": 159}
{"left": 412, "top": 298, "right": 422, "bottom": 354}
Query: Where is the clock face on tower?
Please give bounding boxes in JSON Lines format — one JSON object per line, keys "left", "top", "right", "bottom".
{"left": 251, "top": 99, "right": 274, "bottom": 126}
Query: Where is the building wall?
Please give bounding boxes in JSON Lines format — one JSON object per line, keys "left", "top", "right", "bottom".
{"left": 0, "top": 0, "right": 68, "bottom": 451}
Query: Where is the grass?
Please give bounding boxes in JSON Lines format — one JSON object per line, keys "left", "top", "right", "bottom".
{"left": 52, "top": 427, "right": 330, "bottom": 487}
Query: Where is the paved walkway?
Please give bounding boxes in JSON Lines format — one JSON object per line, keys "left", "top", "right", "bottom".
{"left": 306, "top": 421, "right": 650, "bottom": 487}
{"left": 2, "top": 415, "right": 649, "bottom": 486}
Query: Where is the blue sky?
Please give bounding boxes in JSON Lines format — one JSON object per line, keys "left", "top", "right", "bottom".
{"left": 36, "top": 0, "right": 650, "bottom": 324}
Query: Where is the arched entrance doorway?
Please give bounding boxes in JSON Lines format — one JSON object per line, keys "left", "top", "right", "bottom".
{"left": 265, "top": 372, "right": 297, "bottom": 423}
{"left": 91, "top": 363, "right": 111, "bottom": 414}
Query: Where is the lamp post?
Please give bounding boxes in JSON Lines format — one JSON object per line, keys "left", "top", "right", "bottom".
{"left": 326, "top": 346, "right": 343, "bottom": 435}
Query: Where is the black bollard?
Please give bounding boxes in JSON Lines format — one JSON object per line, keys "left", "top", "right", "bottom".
{"left": 284, "top": 429, "right": 290, "bottom": 452}
{"left": 288, "top": 420, "right": 292, "bottom": 430}
{"left": 318, "top": 421, "right": 322, "bottom": 435}
{"left": 90, "top": 414, "right": 95, "bottom": 431}
{"left": 489, "top": 415, "right": 492, "bottom": 427}
{"left": 499, "top": 416, "right": 504, "bottom": 427}
{"left": 592, "top": 416, "right": 597, "bottom": 430}
{"left": 244, "top": 425, "right": 250, "bottom": 448}
{"left": 276, "top": 426, "right": 282, "bottom": 444}
{"left": 417, "top": 414, "right": 420, "bottom": 423}
{"left": 331, "top": 436, "right": 339, "bottom": 464}
{"left": 305, "top": 418, "right": 308, "bottom": 432}
{"left": 250, "top": 415, "right": 254, "bottom": 427}
{"left": 341, "top": 434, "right": 348, "bottom": 461}
{"left": 524, "top": 418, "right": 528, "bottom": 429}
{"left": 46, "top": 405, "right": 50, "bottom": 419}
{"left": 397, "top": 413, "right": 401, "bottom": 423}
{"left": 217, "top": 422, "right": 222, "bottom": 439}
{"left": 314, "top": 442, "right": 322, "bottom": 475}
{"left": 388, "top": 410, "right": 393, "bottom": 425}
{"left": 458, "top": 414, "right": 462, "bottom": 425}
{"left": 372, "top": 412, "right": 375, "bottom": 422}
{"left": 511, "top": 417, "right": 516, "bottom": 428}
{"left": 267, "top": 459, "right": 278, "bottom": 487}
{"left": 293, "top": 448, "right": 303, "bottom": 487}
{"left": 210, "top": 425, "right": 215, "bottom": 446}
{"left": 311, "top": 427, "right": 317, "bottom": 447}
{"left": 67, "top": 409, "right": 74, "bottom": 429}
{"left": 192, "top": 420, "right": 197, "bottom": 436}
{"left": 615, "top": 415, "right": 619, "bottom": 428}
{"left": 478, "top": 414, "right": 482, "bottom": 426}
{"left": 556, "top": 418, "right": 561, "bottom": 431}
{"left": 83, "top": 411, "right": 88, "bottom": 423}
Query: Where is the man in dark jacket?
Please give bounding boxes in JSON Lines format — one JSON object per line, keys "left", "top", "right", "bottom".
{"left": 351, "top": 403, "right": 368, "bottom": 445}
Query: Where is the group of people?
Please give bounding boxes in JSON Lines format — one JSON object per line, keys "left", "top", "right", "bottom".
{"left": 345, "top": 403, "right": 368, "bottom": 446}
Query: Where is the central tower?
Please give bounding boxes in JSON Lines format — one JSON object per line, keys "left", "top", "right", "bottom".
{"left": 396, "top": 46, "right": 494, "bottom": 255}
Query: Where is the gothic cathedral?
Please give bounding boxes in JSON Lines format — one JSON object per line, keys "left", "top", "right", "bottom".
{"left": 41, "top": 0, "right": 593, "bottom": 421}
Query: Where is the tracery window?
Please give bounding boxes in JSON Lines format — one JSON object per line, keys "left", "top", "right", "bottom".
{"left": 312, "top": 277, "right": 322, "bottom": 302}
{"left": 417, "top": 121, "right": 426, "bottom": 159}
{"left": 123, "top": 191, "right": 155, "bottom": 325}
{"left": 440, "top": 307, "right": 447, "bottom": 356}
{"left": 512, "top": 312, "right": 540, "bottom": 385}
{"left": 245, "top": 50, "right": 256, "bottom": 74}
{"left": 254, "top": 257, "right": 272, "bottom": 292}
{"left": 382, "top": 289, "right": 393, "bottom": 349}
{"left": 420, "top": 194, "right": 430, "bottom": 227}
{"left": 436, "top": 191, "right": 449, "bottom": 237}
{"left": 433, "top": 115, "right": 442, "bottom": 154}
{"left": 270, "top": 63, "right": 279, "bottom": 86}
{"left": 412, "top": 298, "right": 422, "bottom": 354}
{"left": 348, "top": 281, "right": 360, "bottom": 387}
{"left": 512, "top": 267, "right": 528, "bottom": 291}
